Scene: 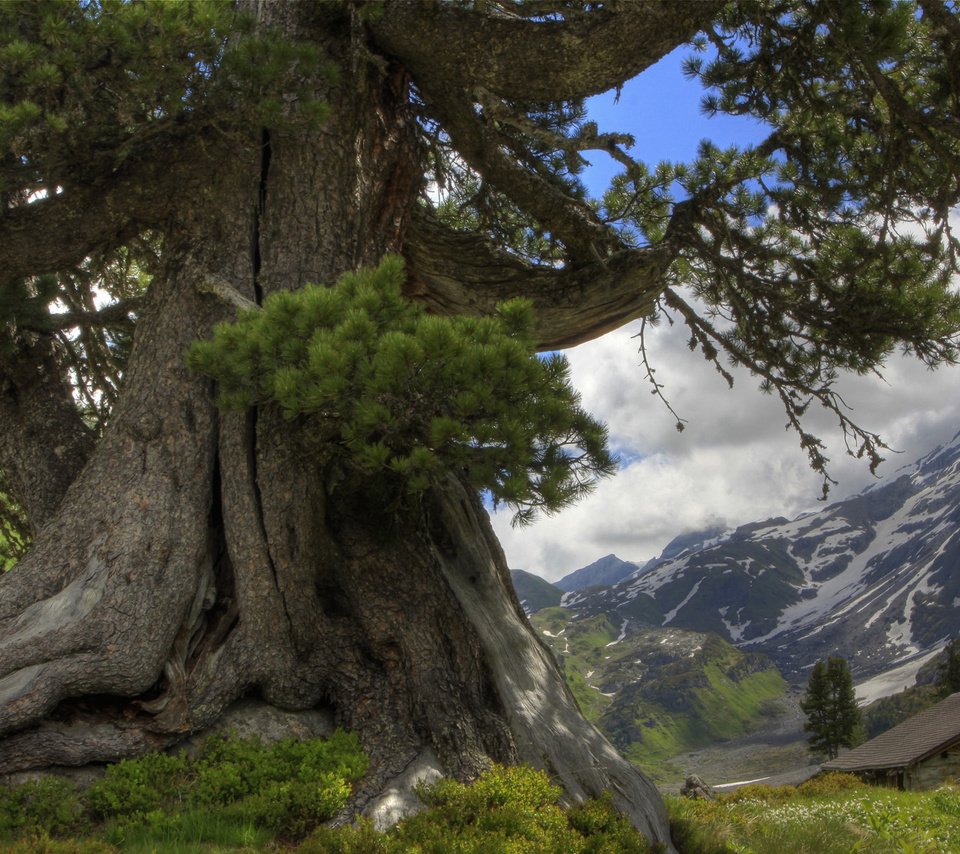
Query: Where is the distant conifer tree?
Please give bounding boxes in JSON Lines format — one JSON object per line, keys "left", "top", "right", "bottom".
{"left": 936, "top": 638, "right": 960, "bottom": 698}
{"left": 801, "top": 657, "right": 864, "bottom": 760}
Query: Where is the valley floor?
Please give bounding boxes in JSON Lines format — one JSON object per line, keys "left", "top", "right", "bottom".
{"left": 655, "top": 687, "right": 820, "bottom": 792}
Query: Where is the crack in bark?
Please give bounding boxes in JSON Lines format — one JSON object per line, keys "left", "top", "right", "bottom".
{"left": 243, "top": 410, "right": 282, "bottom": 601}
{"left": 245, "top": 127, "right": 289, "bottom": 617}
{"left": 253, "top": 128, "right": 272, "bottom": 306}
{"left": 191, "top": 448, "right": 240, "bottom": 664}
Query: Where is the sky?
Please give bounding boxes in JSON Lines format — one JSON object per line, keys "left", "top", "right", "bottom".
{"left": 489, "top": 49, "right": 960, "bottom": 582}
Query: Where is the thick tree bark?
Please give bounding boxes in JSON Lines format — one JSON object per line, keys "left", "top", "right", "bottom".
{"left": 0, "top": 4, "right": 676, "bottom": 850}
{"left": 0, "top": 334, "right": 94, "bottom": 536}
{"left": 405, "top": 207, "right": 673, "bottom": 349}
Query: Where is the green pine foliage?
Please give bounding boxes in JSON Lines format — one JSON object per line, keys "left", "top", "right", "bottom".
{"left": 597, "top": 0, "right": 960, "bottom": 495}
{"left": 801, "top": 657, "right": 864, "bottom": 760}
{"left": 187, "top": 256, "right": 617, "bottom": 525}
{"left": 0, "top": 0, "right": 332, "bottom": 197}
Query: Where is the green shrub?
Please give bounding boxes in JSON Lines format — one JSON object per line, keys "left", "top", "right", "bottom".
{"left": 186, "top": 729, "right": 365, "bottom": 837}
{"left": 720, "top": 782, "right": 796, "bottom": 803}
{"left": 228, "top": 773, "right": 352, "bottom": 838}
{"left": 0, "top": 833, "right": 115, "bottom": 853}
{"left": 83, "top": 729, "right": 366, "bottom": 846}
{"left": 300, "top": 819, "right": 389, "bottom": 854}
{"left": 84, "top": 750, "right": 188, "bottom": 821}
{"left": 302, "top": 765, "right": 655, "bottom": 854}
{"left": 796, "top": 772, "right": 865, "bottom": 797}
{"left": 566, "top": 794, "right": 651, "bottom": 853}
{"left": 0, "top": 776, "right": 87, "bottom": 839}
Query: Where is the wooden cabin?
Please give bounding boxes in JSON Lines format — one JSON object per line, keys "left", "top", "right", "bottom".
{"left": 821, "top": 691, "right": 960, "bottom": 790}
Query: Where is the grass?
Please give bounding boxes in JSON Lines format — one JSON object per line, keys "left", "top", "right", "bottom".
{"left": 106, "top": 809, "right": 273, "bottom": 853}
{"left": 530, "top": 607, "right": 788, "bottom": 770}
{"left": 1, "top": 727, "right": 957, "bottom": 853}
{"left": 668, "top": 773, "right": 960, "bottom": 853}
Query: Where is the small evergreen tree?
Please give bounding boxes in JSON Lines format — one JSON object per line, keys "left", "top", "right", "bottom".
{"left": 936, "top": 638, "right": 960, "bottom": 698}
{"left": 187, "top": 256, "right": 617, "bottom": 526}
{"left": 801, "top": 657, "right": 864, "bottom": 760}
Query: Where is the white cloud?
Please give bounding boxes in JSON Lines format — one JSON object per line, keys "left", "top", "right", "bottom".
{"left": 493, "top": 55, "right": 960, "bottom": 583}
{"left": 491, "top": 319, "right": 960, "bottom": 582}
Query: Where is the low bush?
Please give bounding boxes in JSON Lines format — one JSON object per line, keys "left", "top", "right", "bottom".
{"left": 5, "top": 748, "right": 959, "bottom": 854}
{"left": 0, "top": 728, "right": 368, "bottom": 849}
{"left": 796, "top": 771, "right": 865, "bottom": 797}
{"left": 302, "top": 765, "right": 654, "bottom": 854}
{"left": 0, "top": 776, "right": 88, "bottom": 839}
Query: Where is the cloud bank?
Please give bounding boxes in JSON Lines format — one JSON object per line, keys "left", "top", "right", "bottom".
{"left": 491, "top": 319, "right": 960, "bottom": 582}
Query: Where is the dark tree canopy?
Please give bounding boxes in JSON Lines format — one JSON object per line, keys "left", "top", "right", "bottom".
{"left": 801, "top": 656, "right": 864, "bottom": 760}
{"left": 936, "top": 637, "right": 960, "bottom": 698}
{"left": 1, "top": 0, "right": 960, "bottom": 848}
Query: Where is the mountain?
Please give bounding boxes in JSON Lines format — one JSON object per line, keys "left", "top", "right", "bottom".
{"left": 510, "top": 570, "right": 563, "bottom": 614}
{"left": 555, "top": 553, "right": 640, "bottom": 592}
{"left": 655, "top": 525, "right": 728, "bottom": 562}
{"left": 561, "top": 429, "right": 960, "bottom": 682}
{"left": 530, "top": 607, "right": 786, "bottom": 775}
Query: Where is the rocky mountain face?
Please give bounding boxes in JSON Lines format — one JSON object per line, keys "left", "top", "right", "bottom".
{"left": 554, "top": 554, "right": 640, "bottom": 592}
{"left": 529, "top": 607, "right": 786, "bottom": 776}
{"left": 559, "top": 430, "right": 960, "bottom": 681}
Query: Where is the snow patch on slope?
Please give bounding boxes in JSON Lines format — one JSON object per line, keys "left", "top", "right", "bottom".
{"left": 855, "top": 644, "right": 945, "bottom": 704}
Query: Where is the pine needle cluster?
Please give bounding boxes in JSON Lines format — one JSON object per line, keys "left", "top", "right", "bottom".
{"left": 187, "top": 257, "right": 616, "bottom": 525}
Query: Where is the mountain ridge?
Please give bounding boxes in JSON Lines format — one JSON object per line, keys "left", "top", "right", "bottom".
{"left": 554, "top": 553, "right": 640, "bottom": 592}
{"left": 558, "top": 428, "right": 960, "bottom": 682}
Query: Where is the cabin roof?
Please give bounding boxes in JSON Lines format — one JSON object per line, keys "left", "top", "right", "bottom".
{"left": 823, "top": 692, "right": 960, "bottom": 772}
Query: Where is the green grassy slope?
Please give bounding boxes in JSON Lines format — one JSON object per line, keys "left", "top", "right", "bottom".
{"left": 530, "top": 608, "right": 787, "bottom": 773}
{"left": 510, "top": 570, "right": 563, "bottom": 613}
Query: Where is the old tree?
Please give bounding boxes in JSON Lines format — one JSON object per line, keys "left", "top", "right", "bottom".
{"left": 3, "top": 0, "right": 960, "bottom": 846}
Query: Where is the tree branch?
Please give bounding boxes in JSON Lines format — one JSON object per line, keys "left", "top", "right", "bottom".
{"left": 420, "top": 83, "right": 617, "bottom": 261}
{"left": 23, "top": 297, "right": 145, "bottom": 334}
{"left": 404, "top": 207, "right": 673, "bottom": 350}
{"left": 371, "top": 1, "right": 726, "bottom": 103}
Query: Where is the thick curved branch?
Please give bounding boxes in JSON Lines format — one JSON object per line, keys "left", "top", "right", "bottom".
{"left": 404, "top": 207, "right": 673, "bottom": 350}
{"left": 371, "top": 1, "right": 726, "bottom": 103}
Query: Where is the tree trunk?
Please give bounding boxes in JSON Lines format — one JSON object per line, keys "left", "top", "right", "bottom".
{"left": 0, "top": 6, "right": 673, "bottom": 850}
{"left": 0, "top": 333, "right": 95, "bottom": 538}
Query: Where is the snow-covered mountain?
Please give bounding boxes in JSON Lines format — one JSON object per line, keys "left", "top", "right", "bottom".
{"left": 561, "top": 430, "right": 960, "bottom": 681}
